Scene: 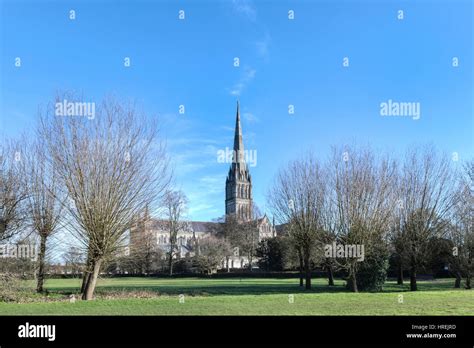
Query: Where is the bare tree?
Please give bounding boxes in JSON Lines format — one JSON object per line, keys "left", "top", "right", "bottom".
{"left": 329, "top": 145, "right": 397, "bottom": 292}
{"left": 227, "top": 205, "right": 262, "bottom": 270}
{"left": 19, "top": 138, "right": 64, "bottom": 292}
{"left": 206, "top": 216, "right": 235, "bottom": 272}
{"left": 397, "top": 147, "right": 456, "bottom": 291}
{"left": 129, "top": 216, "right": 165, "bottom": 274}
{"left": 40, "top": 95, "right": 171, "bottom": 300}
{"left": 390, "top": 232, "right": 407, "bottom": 285}
{"left": 0, "top": 140, "right": 28, "bottom": 241}
{"left": 449, "top": 160, "right": 474, "bottom": 289}
{"left": 195, "top": 235, "right": 231, "bottom": 275}
{"left": 268, "top": 153, "right": 326, "bottom": 289}
{"left": 161, "top": 190, "right": 188, "bottom": 276}
{"left": 63, "top": 246, "right": 85, "bottom": 277}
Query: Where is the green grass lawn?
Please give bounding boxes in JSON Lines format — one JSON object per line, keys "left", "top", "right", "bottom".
{"left": 0, "top": 277, "right": 472, "bottom": 315}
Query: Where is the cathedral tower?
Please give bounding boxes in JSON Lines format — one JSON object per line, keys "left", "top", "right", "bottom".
{"left": 225, "top": 101, "right": 252, "bottom": 221}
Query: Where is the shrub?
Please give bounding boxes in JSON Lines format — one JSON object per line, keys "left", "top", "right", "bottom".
{"left": 352, "top": 246, "right": 389, "bottom": 292}
{"left": 0, "top": 272, "right": 23, "bottom": 302}
{"left": 256, "top": 237, "right": 286, "bottom": 271}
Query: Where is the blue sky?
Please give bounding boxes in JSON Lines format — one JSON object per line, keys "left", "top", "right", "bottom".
{"left": 1, "top": 0, "right": 472, "bottom": 222}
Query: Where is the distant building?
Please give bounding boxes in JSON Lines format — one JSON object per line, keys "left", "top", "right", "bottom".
{"left": 130, "top": 102, "right": 276, "bottom": 270}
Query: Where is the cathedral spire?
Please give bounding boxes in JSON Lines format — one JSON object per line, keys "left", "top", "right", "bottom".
{"left": 226, "top": 102, "right": 252, "bottom": 222}
{"left": 233, "top": 100, "right": 245, "bottom": 164}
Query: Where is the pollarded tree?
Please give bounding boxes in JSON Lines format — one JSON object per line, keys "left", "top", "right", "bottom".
{"left": 19, "top": 137, "right": 65, "bottom": 292}
{"left": 450, "top": 160, "right": 474, "bottom": 289}
{"left": 328, "top": 145, "right": 397, "bottom": 292}
{"left": 0, "top": 140, "right": 28, "bottom": 242}
{"left": 268, "top": 153, "right": 326, "bottom": 289}
{"left": 40, "top": 95, "right": 171, "bottom": 300}
{"left": 397, "top": 147, "right": 456, "bottom": 291}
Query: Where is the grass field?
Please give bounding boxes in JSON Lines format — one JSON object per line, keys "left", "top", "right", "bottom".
{"left": 0, "top": 277, "right": 472, "bottom": 315}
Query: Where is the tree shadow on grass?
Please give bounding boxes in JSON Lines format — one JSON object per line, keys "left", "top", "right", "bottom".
{"left": 47, "top": 277, "right": 464, "bottom": 297}
{"left": 382, "top": 278, "right": 461, "bottom": 293}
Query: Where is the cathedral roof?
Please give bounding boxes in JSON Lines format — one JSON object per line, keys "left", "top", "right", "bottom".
{"left": 145, "top": 219, "right": 220, "bottom": 233}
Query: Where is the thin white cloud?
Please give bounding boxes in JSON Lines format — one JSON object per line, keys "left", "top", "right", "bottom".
{"left": 229, "top": 66, "right": 256, "bottom": 96}
{"left": 232, "top": 0, "right": 257, "bottom": 21}
{"left": 242, "top": 112, "right": 258, "bottom": 123}
{"left": 255, "top": 32, "right": 271, "bottom": 59}
{"left": 167, "top": 137, "right": 219, "bottom": 147}
{"left": 188, "top": 203, "right": 216, "bottom": 216}
{"left": 219, "top": 125, "right": 235, "bottom": 132}
{"left": 185, "top": 173, "right": 226, "bottom": 219}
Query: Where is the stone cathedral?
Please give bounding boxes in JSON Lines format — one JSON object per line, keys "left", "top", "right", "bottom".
{"left": 130, "top": 102, "right": 275, "bottom": 270}
{"left": 225, "top": 101, "right": 253, "bottom": 221}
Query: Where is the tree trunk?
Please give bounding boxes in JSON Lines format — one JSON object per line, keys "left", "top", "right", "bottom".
{"left": 304, "top": 254, "right": 311, "bottom": 290}
{"left": 81, "top": 251, "right": 93, "bottom": 294}
{"left": 454, "top": 272, "right": 462, "bottom": 288}
{"left": 82, "top": 259, "right": 102, "bottom": 300}
{"left": 347, "top": 272, "right": 358, "bottom": 292}
{"left": 168, "top": 254, "right": 173, "bottom": 276}
{"left": 351, "top": 275, "right": 358, "bottom": 292}
{"left": 298, "top": 249, "right": 304, "bottom": 287}
{"left": 465, "top": 274, "right": 471, "bottom": 289}
{"left": 327, "top": 262, "right": 334, "bottom": 286}
{"left": 81, "top": 271, "right": 91, "bottom": 294}
{"left": 345, "top": 262, "right": 358, "bottom": 292}
{"left": 409, "top": 264, "right": 417, "bottom": 291}
{"left": 36, "top": 234, "right": 47, "bottom": 293}
{"left": 397, "top": 262, "right": 404, "bottom": 285}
